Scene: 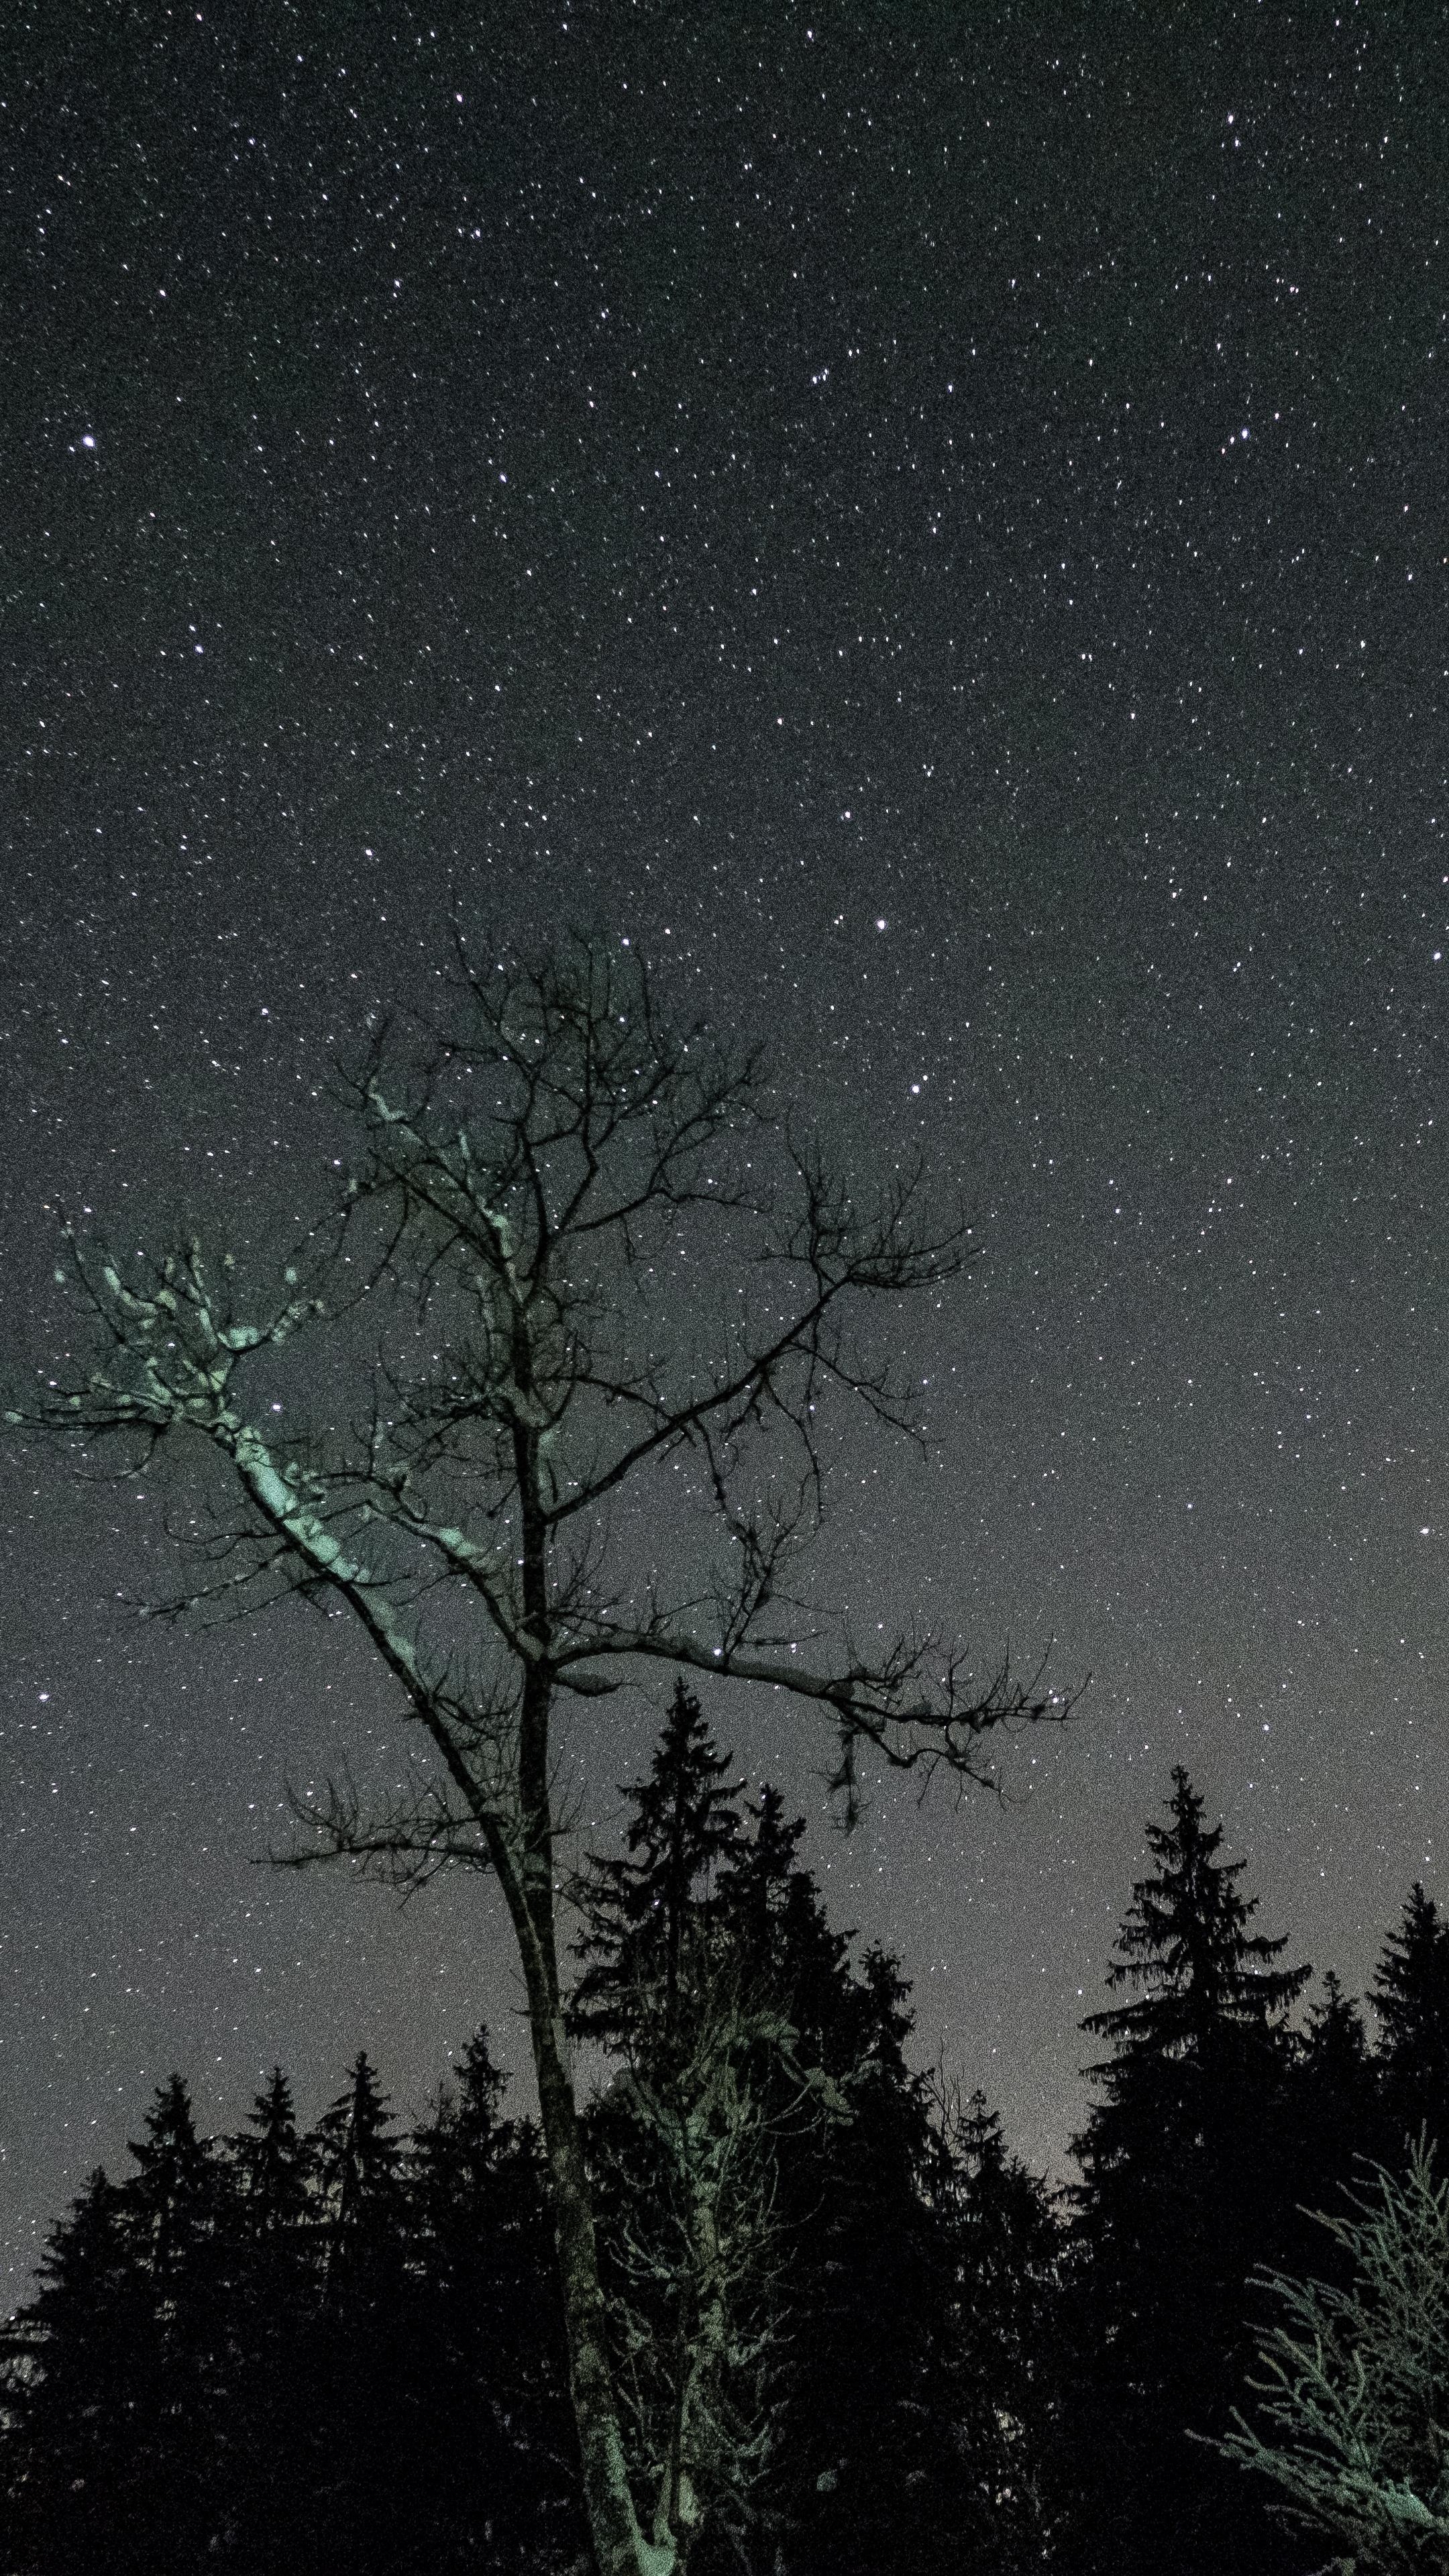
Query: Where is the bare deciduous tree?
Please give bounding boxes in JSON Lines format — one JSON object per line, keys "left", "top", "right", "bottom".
{"left": 9, "top": 932, "right": 1060, "bottom": 2576}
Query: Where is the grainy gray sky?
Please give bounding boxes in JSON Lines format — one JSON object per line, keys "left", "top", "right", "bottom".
{"left": 3, "top": 0, "right": 1447, "bottom": 2297}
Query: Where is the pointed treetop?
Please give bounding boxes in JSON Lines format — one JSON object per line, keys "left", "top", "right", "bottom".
{"left": 1371, "top": 1883, "right": 1449, "bottom": 2139}
{"left": 572, "top": 1678, "right": 744, "bottom": 2037}
{"left": 315, "top": 2050, "right": 403, "bottom": 2223}
{"left": 233, "top": 2066, "right": 311, "bottom": 2226}
{"left": 954, "top": 2088, "right": 1010, "bottom": 2175}
{"left": 714, "top": 1781, "right": 859, "bottom": 2061}
{"left": 420, "top": 2025, "right": 511, "bottom": 2162}
{"left": 1084, "top": 1768, "right": 1309, "bottom": 2066}
{"left": 127, "top": 2073, "right": 213, "bottom": 2202}
{"left": 413, "top": 2024, "right": 523, "bottom": 2213}
{"left": 30, "top": 2167, "right": 130, "bottom": 2306}
{"left": 1304, "top": 1969, "right": 1369, "bottom": 2070}
{"left": 1372, "top": 1882, "right": 1449, "bottom": 2058}
{"left": 319, "top": 2049, "right": 394, "bottom": 2140}
{"left": 450, "top": 2025, "right": 508, "bottom": 2133}
{"left": 719, "top": 1782, "right": 808, "bottom": 1926}
{"left": 622, "top": 1677, "right": 744, "bottom": 1882}
{"left": 247, "top": 2065, "right": 299, "bottom": 2137}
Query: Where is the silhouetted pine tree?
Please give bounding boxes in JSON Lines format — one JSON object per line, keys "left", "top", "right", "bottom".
{"left": 124, "top": 2074, "right": 240, "bottom": 2558}
{"left": 301, "top": 2053, "right": 424, "bottom": 2566}
{"left": 714, "top": 1782, "right": 841, "bottom": 2041}
{"left": 232, "top": 2065, "right": 313, "bottom": 2233}
{"left": 939, "top": 2092, "right": 1060, "bottom": 2576}
{"left": 1300, "top": 1969, "right": 1372, "bottom": 2110}
{"left": 127, "top": 2073, "right": 218, "bottom": 2266}
{"left": 0, "top": 2169, "right": 150, "bottom": 2572}
{"left": 1372, "top": 1880, "right": 1449, "bottom": 2150}
{"left": 0, "top": 2078, "right": 241, "bottom": 2573}
{"left": 218, "top": 2069, "right": 323, "bottom": 2564}
{"left": 574, "top": 1693, "right": 1050, "bottom": 2576}
{"left": 572, "top": 1676, "right": 744, "bottom": 2051}
{"left": 1057, "top": 1769, "right": 1312, "bottom": 2576}
{"left": 409, "top": 2029, "right": 584, "bottom": 2570}
{"left": 1281, "top": 1972, "right": 1385, "bottom": 2275}
{"left": 572, "top": 1690, "right": 783, "bottom": 2567}
{"left": 760, "top": 1935, "right": 982, "bottom": 2576}
{"left": 313, "top": 2050, "right": 405, "bottom": 2259}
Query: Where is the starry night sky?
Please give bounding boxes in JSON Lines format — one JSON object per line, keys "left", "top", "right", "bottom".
{"left": 3, "top": 0, "right": 1448, "bottom": 2297}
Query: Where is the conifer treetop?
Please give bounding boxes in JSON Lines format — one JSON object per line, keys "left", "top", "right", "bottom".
{"left": 1084, "top": 1768, "right": 1309, "bottom": 2067}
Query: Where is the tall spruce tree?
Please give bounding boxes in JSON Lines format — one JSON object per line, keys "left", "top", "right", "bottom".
{"left": 409, "top": 2029, "right": 584, "bottom": 2570}
{"left": 127, "top": 2074, "right": 217, "bottom": 2255}
{"left": 938, "top": 2092, "right": 1060, "bottom": 2576}
{"left": 1281, "top": 1972, "right": 1385, "bottom": 2284}
{"left": 304, "top": 2053, "right": 423, "bottom": 2567}
{"left": 123, "top": 2076, "right": 238, "bottom": 2561}
{"left": 715, "top": 1783, "right": 843, "bottom": 2043}
{"left": 572, "top": 1677, "right": 744, "bottom": 2051}
{"left": 313, "top": 2050, "right": 405, "bottom": 2256}
{"left": 758, "top": 1937, "right": 984, "bottom": 2576}
{"left": 0, "top": 2170, "right": 151, "bottom": 2573}
{"left": 0, "top": 2080, "right": 241, "bottom": 2574}
{"left": 217, "top": 2070, "right": 323, "bottom": 2563}
{"left": 1299, "top": 1970, "right": 1373, "bottom": 2114}
{"left": 1372, "top": 1882, "right": 1449, "bottom": 2151}
{"left": 232, "top": 2065, "right": 313, "bottom": 2233}
{"left": 1059, "top": 1769, "right": 1312, "bottom": 2576}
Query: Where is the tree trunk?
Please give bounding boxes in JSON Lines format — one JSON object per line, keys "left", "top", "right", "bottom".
{"left": 500, "top": 1672, "right": 674, "bottom": 2576}
{"left": 529, "top": 1986, "right": 672, "bottom": 2576}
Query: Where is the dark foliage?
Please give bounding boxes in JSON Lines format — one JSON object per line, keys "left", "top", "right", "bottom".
{"left": 0, "top": 2056, "right": 579, "bottom": 2575}
{"left": 570, "top": 1684, "right": 1059, "bottom": 2576}
{"left": 1054, "top": 1770, "right": 1316, "bottom": 2576}
{"left": 939, "top": 2091, "right": 1061, "bottom": 2576}
{"left": 572, "top": 1678, "right": 745, "bottom": 2056}
{"left": 4, "top": 1749, "right": 1448, "bottom": 2576}
{"left": 1371, "top": 1881, "right": 1449, "bottom": 2153}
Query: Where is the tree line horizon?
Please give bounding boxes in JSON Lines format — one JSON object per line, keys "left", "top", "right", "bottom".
{"left": 5, "top": 930, "right": 1440, "bottom": 2575}
{"left": 4, "top": 1699, "right": 1448, "bottom": 2573}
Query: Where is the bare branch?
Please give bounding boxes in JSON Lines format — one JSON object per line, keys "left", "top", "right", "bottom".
{"left": 274, "top": 1766, "right": 496, "bottom": 1892}
{"left": 552, "top": 1622, "right": 1073, "bottom": 1822}
{"left": 11, "top": 928, "right": 1065, "bottom": 2576}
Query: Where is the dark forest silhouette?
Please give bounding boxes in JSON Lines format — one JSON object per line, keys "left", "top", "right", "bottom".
{"left": 3, "top": 1701, "right": 1446, "bottom": 2575}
